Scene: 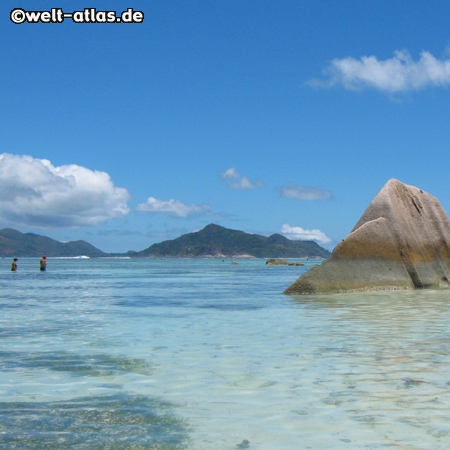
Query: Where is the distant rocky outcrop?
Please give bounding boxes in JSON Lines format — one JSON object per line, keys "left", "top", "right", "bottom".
{"left": 284, "top": 179, "right": 450, "bottom": 294}
{"left": 266, "top": 258, "right": 305, "bottom": 266}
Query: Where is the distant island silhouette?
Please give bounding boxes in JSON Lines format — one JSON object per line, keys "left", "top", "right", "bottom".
{"left": 0, "top": 224, "right": 331, "bottom": 258}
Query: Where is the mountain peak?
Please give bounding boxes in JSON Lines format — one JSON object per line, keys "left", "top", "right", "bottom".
{"left": 201, "top": 223, "right": 227, "bottom": 232}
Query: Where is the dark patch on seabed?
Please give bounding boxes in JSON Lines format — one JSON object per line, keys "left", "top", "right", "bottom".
{"left": 0, "top": 351, "right": 153, "bottom": 377}
{"left": 114, "top": 297, "right": 190, "bottom": 308}
{"left": 198, "top": 303, "right": 264, "bottom": 311}
{"left": 0, "top": 394, "right": 191, "bottom": 449}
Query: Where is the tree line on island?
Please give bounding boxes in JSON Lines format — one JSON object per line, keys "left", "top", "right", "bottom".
{"left": 0, "top": 224, "right": 331, "bottom": 259}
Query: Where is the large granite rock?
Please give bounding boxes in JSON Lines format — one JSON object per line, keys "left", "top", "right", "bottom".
{"left": 284, "top": 179, "right": 450, "bottom": 294}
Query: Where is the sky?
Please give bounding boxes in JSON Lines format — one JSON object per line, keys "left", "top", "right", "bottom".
{"left": 2, "top": 1, "right": 450, "bottom": 253}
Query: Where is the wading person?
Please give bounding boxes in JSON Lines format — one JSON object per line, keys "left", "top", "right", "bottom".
{"left": 40, "top": 255, "right": 47, "bottom": 271}
{"left": 11, "top": 258, "right": 17, "bottom": 272}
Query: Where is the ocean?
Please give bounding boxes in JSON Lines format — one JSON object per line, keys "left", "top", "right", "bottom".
{"left": 1, "top": 257, "right": 450, "bottom": 449}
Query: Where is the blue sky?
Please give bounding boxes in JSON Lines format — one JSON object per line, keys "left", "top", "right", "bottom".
{"left": 2, "top": 1, "right": 450, "bottom": 253}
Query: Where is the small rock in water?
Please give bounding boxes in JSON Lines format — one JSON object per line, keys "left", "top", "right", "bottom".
{"left": 236, "top": 439, "right": 250, "bottom": 448}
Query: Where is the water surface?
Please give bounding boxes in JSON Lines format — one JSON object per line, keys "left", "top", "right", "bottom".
{"left": 1, "top": 257, "right": 450, "bottom": 449}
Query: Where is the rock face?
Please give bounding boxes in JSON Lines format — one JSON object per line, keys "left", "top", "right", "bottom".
{"left": 284, "top": 179, "right": 450, "bottom": 294}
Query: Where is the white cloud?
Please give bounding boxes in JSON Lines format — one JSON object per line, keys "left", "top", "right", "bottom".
{"left": 136, "top": 197, "right": 211, "bottom": 217}
{"left": 221, "top": 167, "right": 264, "bottom": 190}
{"left": 279, "top": 183, "right": 332, "bottom": 200}
{"left": 281, "top": 223, "right": 332, "bottom": 245}
{"left": 310, "top": 49, "right": 450, "bottom": 93}
{"left": 0, "top": 153, "right": 130, "bottom": 228}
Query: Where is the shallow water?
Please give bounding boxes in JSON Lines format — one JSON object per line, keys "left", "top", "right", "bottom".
{"left": 2, "top": 257, "right": 450, "bottom": 449}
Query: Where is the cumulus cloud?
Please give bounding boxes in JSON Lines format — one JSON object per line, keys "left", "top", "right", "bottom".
{"left": 136, "top": 197, "right": 211, "bottom": 218}
{"left": 0, "top": 153, "right": 130, "bottom": 228}
{"left": 281, "top": 223, "right": 332, "bottom": 245}
{"left": 221, "top": 167, "right": 265, "bottom": 190}
{"left": 310, "top": 49, "right": 450, "bottom": 93}
{"left": 279, "top": 183, "right": 332, "bottom": 200}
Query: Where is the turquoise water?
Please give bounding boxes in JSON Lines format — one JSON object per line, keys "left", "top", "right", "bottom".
{"left": 2, "top": 258, "right": 450, "bottom": 449}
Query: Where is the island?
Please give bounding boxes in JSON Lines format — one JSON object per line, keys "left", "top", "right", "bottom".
{"left": 127, "top": 224, "right": 330, "bottom": 258}
{"left": 0, "top": 224, "right": 331, "bottom": 259}
{"left": 0, "top": 228, "right": 106, "bottom": 257}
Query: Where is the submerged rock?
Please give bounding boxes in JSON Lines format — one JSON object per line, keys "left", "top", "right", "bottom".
{"left": 284, "top": 179, "right": 450, "bottom": 294}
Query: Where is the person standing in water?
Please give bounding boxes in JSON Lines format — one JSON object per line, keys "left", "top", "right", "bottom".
{"left": 11, "top": 258, "right": 18, "bottom": 271}
{"left": 40, "top": 255, "right": 47, "bottom": 271}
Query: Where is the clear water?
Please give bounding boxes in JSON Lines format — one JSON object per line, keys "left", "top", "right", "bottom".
{"left": 2, "top": 258, "right": 450, "bottom": 449}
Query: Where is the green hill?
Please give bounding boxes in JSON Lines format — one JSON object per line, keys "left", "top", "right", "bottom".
{"left": 130, "top": 224, "right": 331, "bottom": 258}
{"left": 0, "top": 228, "right": 106, "bottom": 257}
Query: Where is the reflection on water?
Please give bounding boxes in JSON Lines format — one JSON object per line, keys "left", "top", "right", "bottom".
{"left": 1, "top": 258, "right": 450, "bottom": 449}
